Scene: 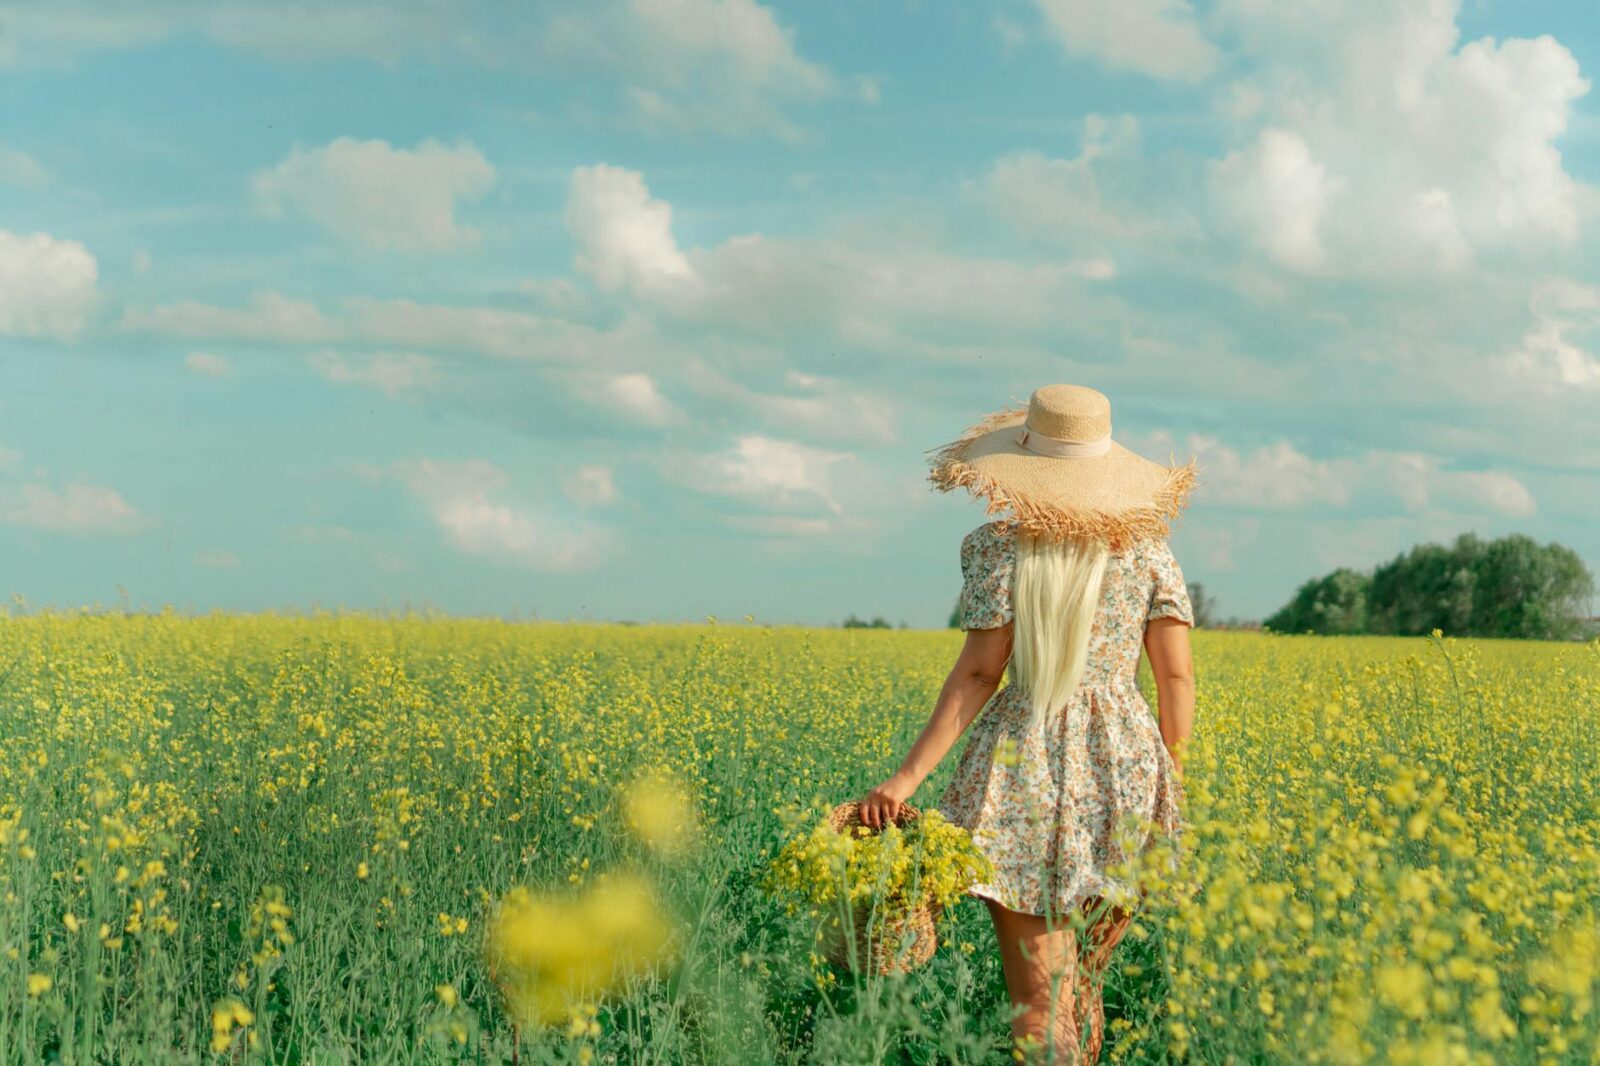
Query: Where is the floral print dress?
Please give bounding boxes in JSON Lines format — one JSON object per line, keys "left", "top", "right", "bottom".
{"left": 937, "top": 519, "right": 1194, "bottom": 918}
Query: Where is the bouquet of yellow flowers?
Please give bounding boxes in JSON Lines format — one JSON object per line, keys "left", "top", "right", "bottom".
{"left": 761, "top": 801, "right": 994, "bottom": 975}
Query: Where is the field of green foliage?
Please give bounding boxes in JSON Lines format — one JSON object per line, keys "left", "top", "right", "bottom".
{"left": 0, "top": 613, "right": 1595, "bottom": 1063}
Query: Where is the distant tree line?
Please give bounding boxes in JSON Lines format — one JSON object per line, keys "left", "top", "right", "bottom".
{"left": 843, "top": 615, "right": 905, "bottom": 629}
{"left": 1265, "top": 532, "right": 1595, "bottom": 640}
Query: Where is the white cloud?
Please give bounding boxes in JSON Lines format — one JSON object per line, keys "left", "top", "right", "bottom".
{"left": 0, "top": 2, "right": 468, "bottom": 68}
{"left": 574, "top": 200, "right": 1124, "bottom": 355}
{"left": 0, "top": 229, "right": 98, "bottom": 340}
{"left": 560, "top": 369, "right": 682, "bottom": 428}
{"left": 124, "top": 290, "right": 331, "bottom": 343}
{"left": 1031, "top": 0, "right": 1219, "bottom": 82}
{"left": 185, "top": 351, "right": 230, "bottom": 376}
{"left": 562, "top": 464, "right": 616, "bottom": 507}
{"left": 1209, "top": 128, "right": 1338, "bottom": 272}
{"left": 579, "top": 372, "right": 679, "bottom": 427}
{"left": 565, "top": 165, "right": 699, "bottom": 298}
{"left": 0, "top": 144, "right": 48, "bottom": 187}
{"left": 0, "top": 2, "right": 846, "bottom": 141}
{"left": 125, "top": 289, "right": 662, "bottom": 368}
{"left": 309, "top": 350, "right": 434, "bottom": 396}
{"left": 1499, "top": 277, "right": 1600, "bottom": 389}
{"left": 974, "top": 114, "right": 1182, "bottom": 252}
{"left": 202, "top": 3, "right": 466, "bottom": 62}
{"left": 397, "top": 458, "right": 608, "bottom": 572}
{"left": 1448, "top": 471, "right": 1536, "bottom": 518}
{"left": 723, "top": 514, "right": 834, "bottom": 537}
{"left": 1135, "top": 431, "right": 1536, "bottom": 518}
{"left": 993, "top": 15, "right": 1029, "bottom": 51}
{"left": 671, "top": 434, "right": 855, "bottom": 514}
{"left": 344, "top": 297, "right": 640, "bottom": 364}
{"left": 196, "top": 549, "right": 240, "bottom": 569}
{"left": 678, "top": 362, "right": 896, "bottom": 446}
{"left": 537, "top": 0, "right": 841, "bottom": 141}
{"left": 2, "top": 481, "right": 146, "bottom": 533}
{"left": 251, "top": 137, "right": 496, "bottom": 252}
{"left": 1207, "top": 1, "right": 1591, "bottom": 275}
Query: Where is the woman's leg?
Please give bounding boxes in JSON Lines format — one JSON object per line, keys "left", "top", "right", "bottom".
{"left": 1070, "top": 895, "right": 1137, "bottom": 1063}
{"left": 985, "top": 896, "right": 1082, "bottom": 1063}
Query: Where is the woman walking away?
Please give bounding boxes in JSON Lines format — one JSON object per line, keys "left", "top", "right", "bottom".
{"left": 860, "top": 384, "right": 1200, "bottom": 1064}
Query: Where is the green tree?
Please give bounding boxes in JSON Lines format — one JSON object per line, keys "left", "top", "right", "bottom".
{"left": 1270, "top": 532, "right": 1594, "bottom": 640}
{"left": 1368, "top": 534, "right": 1482, "bottom": 636}
{"left": 1187, "top": 581, "right": 1217, "bottom": 629}
{"left": 1264, "top": 568, "right": 1370, "bottom": 635}
{"left": 1470, "top": 534, "right": 1594, "bottom": 640}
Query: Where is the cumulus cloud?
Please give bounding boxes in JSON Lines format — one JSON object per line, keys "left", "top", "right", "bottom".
{"left": 1208, "top": 127, "right": 1339, "bottom": 272}
{"left": 251, "top": 137, "right": 496, "bottom": 252}
{"left": 1, "top": 2, "right": 850, "bottom": 141}
{"left": 537, "top": 0, "right": 841, "bottom": 141}
{"left": 184, "top": 352, "right": 230, "bottom": 376}
{"left": 565, "top": 165, "right": 699, "bottom": 298}
{"left": 309, "top": 350, "right": 435, "bottom": 396}
{"left": 0, "top": 229, "right": 98, "bottom": 340}
{"left": 567, "top": 371, "right": 680, "bottom": 427}
{"left": 1207, "top": 0, "right": 1592, "bottom": 275}
{"left": 562, "top": 464, "right": 616, "bottom": 507}
{"left": 1134, "top": 431, "right": 1536, "bottom": 518}
{"left": 0, "top": 1, "right": 469, "bottom": 68}
{"left": 972, "top": 113, "right": 1191, "bottom": 253}
{"left": 123, "top": 290, "right": 332, "bottom": 344}
{"left": 1031, "top": 0, "right": 1220, "bottom": 82}
{"left": 555, "top": 166, "right": 1122, "bottom": 355}
{"left": 397, "top": 458, "right": 608, "bottom": 572}
{"left": 668, "top": 434, "right": 856, "bottom": 514}
{"left": 125, "top": 290, "right": 661, "bottom": 368}
{"left": 1, "top": 481, "right": 147, "bottom": 533}
{"left": 344, "top": 297, "right": 649, "bottom": 364}
{"left": 0, "top": 144, "right": 48, "bottom": 187}
{"left": 1499, "top": 277, "right": 1600, "bottom": 389}
{"left": 723, "top": 514, "right": 835, "bottom": 537}
{"left": 677, "top": 363, "right": 896, "bottom": 446}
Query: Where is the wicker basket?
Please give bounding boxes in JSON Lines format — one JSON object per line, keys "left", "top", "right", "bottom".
{"left": 816, "top": 800, "right": 943, "bottom": 976}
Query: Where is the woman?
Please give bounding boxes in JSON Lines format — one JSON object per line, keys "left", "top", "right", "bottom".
{"left": 861, "top": 383, "right": 1199, "bottom": 1064}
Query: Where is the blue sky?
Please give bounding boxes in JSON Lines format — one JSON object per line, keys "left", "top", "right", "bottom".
{"left": 3, "top": 0, "right": 1598, "bottom": 626}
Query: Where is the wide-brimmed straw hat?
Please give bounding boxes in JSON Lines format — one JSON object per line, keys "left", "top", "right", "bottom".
{"left": 925, "top": 384, "right": 1199, "bottom": 548}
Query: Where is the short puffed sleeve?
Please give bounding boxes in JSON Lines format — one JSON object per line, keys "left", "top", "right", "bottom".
{"left": 1146, "top": 538, "right": 1195, "bottom": 626}
{"left": 958, "top": 523, "right": 1015, "bottom": 630}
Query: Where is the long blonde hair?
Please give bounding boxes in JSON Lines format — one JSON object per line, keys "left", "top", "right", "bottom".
{"left": 1010, "top": 530, "right": 1110, "bottom": 733}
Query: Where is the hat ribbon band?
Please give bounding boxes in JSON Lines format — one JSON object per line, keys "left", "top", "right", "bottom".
{"left": 1017, "top": 424, "right": 1113, "bottom": 458}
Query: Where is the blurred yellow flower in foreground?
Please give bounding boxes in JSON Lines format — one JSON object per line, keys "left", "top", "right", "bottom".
{"left": 487, "top": 871, "right": 677, "bottom": 1028}
{"left": 209, "top": 998, "right": 255, "bottom": 1053}
{"left": 621, "top": 770, "right": 700, "bottom": 858}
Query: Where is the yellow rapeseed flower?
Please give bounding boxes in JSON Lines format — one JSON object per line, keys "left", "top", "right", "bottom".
{"left": 487, "top": 871, "right": 676, "bottom": 1028}
{"left": 621, "top": 770, "right": 700, "bottom": 858}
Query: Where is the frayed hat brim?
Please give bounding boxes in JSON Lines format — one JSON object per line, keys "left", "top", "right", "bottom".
{"left": 925, "top": 404, "right": 1199, "bottom": 549}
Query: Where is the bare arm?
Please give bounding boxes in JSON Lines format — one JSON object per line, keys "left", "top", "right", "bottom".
{"left": 1143, "top": 616, "right": 1195, "bottom": 780}
{"left": 859, "top": 624, "right": 1012, "bottom": 828}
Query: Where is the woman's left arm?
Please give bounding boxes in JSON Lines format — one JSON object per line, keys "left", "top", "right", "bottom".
{"left": 859, "top": 624, "right": 1012, "bottom": 828}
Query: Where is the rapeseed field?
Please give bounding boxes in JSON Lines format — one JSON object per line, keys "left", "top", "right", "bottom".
{"left": 0, "top": 612, "right": 1594, "bottom": 1063}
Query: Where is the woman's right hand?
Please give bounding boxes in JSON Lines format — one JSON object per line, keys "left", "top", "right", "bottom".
{"left": 859, "top": 771, "right": 917, "bottom": 829}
